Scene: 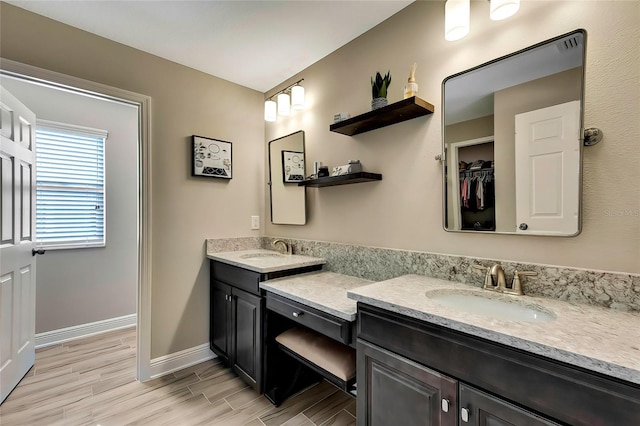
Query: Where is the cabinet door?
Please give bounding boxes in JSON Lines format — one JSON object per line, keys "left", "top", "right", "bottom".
{"left": 357, "top": 340, "right": 457, "bottom": 426}
{"left": 459, "top": 384, "right": 559, "bottom": 426}
{"left": 210, "top": 280, "right": 232, "bottom": 361}
{"left": 232, "top": 287, "right": 263, "bottom": 391}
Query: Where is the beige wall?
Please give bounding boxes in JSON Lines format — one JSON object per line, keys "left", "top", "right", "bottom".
{"left": 0, "top": 77, "right": 138, "bottom": 333}
{"left": 445, "top": 115, "right": 494, "bottom": 145}
{"left": 0, "top": 3, "right": 265, "bottom": 357}
{"left": 265, "top": 1, "right": 640, "bottom": 274}
{"left": 494, "top": 67, "right": 582, "bottom": 231}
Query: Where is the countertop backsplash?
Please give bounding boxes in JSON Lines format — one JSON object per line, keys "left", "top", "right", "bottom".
{"left": 205, "top": 236, "right": 640, "bottom": 312}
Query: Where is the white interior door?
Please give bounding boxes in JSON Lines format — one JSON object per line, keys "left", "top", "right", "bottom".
{"left": 515, "top": 100, "right": 580, "bottom": 235}
{"left": 0, "top": 85, "right": 37, "bottom": 404}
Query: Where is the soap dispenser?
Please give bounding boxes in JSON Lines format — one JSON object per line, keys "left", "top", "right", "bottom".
{"left": 403, "top": 63, "right": 419, "bottom": 99}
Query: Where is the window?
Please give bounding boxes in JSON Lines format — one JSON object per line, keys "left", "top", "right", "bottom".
{"left": 35, "top": 120, "right": 107, "bottom": 249}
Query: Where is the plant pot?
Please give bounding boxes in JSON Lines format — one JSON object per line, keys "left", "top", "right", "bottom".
{"left": 371, "top": 97, "right": 388, "bottom": 110}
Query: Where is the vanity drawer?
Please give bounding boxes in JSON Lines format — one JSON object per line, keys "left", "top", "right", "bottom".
{"left": 267, "top": 293, "right": 351, "bottom": 344}
{"left": 211, "top": 261, "right": 261, "bottom": 295}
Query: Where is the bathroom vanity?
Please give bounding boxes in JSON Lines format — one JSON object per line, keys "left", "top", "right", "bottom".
{"left": 348, "top": 275, "right": 640, "bottom": 426}
{"left": 207, "top": 249, "right": 325, "bottom": 392}
{"left": 260, "top": 271, "right": 372, "bottom": 405}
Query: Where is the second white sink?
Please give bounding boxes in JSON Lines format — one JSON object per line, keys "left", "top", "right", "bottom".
{"left": 426, "top": 290, "right": 556, "bottom": 323}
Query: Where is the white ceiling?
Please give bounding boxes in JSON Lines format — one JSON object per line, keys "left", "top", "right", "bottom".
{"left": 5, "top": 0, "right": 414, "bottom": 92}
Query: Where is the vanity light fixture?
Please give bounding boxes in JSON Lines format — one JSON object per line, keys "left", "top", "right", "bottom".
{"left": 264, "top": 79, "right": 305, "bottom": 122}
{"left": 445, "top": 0, "right": 520, "bottom": 41}
{"left": 489, "top": 0, "right": 520, "bottom": 20}
{"left": 445, "top": 0, "right": 470, "bottom": 41}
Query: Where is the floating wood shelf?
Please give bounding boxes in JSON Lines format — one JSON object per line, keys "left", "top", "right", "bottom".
{"left": 329, "top": 96, "right": 434, "bottom": 136}
{"left": 298, "top": 172, "right": 382, "bottom": 188}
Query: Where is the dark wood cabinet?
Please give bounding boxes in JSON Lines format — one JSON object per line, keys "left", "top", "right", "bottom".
{"left": 209, "top": 259, "right": 322, "bottom": 393}
{"left": 210, "top": 279, "right": 262, "bottom": 389}
{"left": 357, "top": 303, "right": 640, "bottom": 426}
{"left": 357, "top": 340, "right": 457, "bottom": 426}
{"left": 232, "top": 288, "right": 262, "bottom": 387}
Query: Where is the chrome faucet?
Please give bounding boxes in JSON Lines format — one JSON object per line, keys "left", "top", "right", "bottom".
{"left": 272, "top": 239, "right": 292, "bottom": 255}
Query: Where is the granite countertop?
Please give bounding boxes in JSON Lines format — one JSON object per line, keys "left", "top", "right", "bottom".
{"left": 207, "top": 249, "right": 325, "bottom": 273}
{"left": 261, "top": 271, "right": 373, "bottom": 321}
{"left": 347, "top": 274, "right": 640, "bottom": 385}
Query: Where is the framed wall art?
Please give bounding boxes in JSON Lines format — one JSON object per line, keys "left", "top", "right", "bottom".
{"left": 192, "top": 135, "right": 232, "bottom": 179}
{"left": 281, "top": 150, "right": 304, "bottom": 183}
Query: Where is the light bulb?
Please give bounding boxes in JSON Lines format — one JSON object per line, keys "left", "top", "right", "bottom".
{"left": 445, "top": 0, "right": 470, "bottom": 41}
{"left": 291, "top": 85, "right": 305, "bottom": 110}
{"left": 264, "top": 100, "right": 276, "bottom": 122}
{"left": 277, "top": 93, "right": 290, "bottom": 116}
{"left": 490, "top": 0, "right": 520, "bottom": 21}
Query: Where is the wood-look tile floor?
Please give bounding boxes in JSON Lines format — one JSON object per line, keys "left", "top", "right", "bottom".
{"left": 0, "top": 328, "right": 356, "bottom": 426}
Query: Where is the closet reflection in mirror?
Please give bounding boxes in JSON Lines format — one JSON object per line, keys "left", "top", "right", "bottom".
{"left": 442, "top": 30, "right": 585, "bottom": 236}
{"left": 269, "top": 131, "right": 306, "bottom": 225}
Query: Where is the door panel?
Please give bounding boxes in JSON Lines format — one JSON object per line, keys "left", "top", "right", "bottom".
{"left": 210, "top": 280, "right": 231, "bottom": 360}
{"left": 20, "top": 162, "right": 32, "bottom": 240}
{"left": 1, "top": 154, "right": 14, "bottom": 243}
{"left": 0, "top": 272, "right": 14, "bottom": 369}
{"left": 515, "top": 101, "right": 580, "bottom": 235}
{"left": 0, "top": 86, "right": 36, "bottom": 404}
{"left": 358, "top": 340, "right": 457, "bottom": 426}
{"left": 459, "top": 383, "right": 559, "bottom": 425}
{"left": 233, "top": 288, "right": 261, "bottom": 384}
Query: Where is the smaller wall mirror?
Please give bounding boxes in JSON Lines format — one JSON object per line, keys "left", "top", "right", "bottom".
{"left": 269, "top": 131, "right": 306, "bottom": 225}
{"left": 442, "top": 29, "right": 586, "bottom": 236}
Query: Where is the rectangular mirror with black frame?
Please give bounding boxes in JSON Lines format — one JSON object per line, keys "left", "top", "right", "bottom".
{"left": 442, "top": 29, "right": 586, "bottom": 236}
{"left": 269, "top": 131, "right": 306, "bottom": 225}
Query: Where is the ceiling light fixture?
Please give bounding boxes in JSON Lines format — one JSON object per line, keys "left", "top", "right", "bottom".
{"left": 445, "top": 0, "right": 470, "bottom": 42}
{"left": 264, "top": 79, "right": 305, "bottom": 122}
{"left": 490, "top": 0, "right": 520, "bottom": 20}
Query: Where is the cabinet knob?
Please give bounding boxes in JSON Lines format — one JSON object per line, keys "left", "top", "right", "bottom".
{"left": 292, "top": 311, "right": 303, "bottom": 318}
{"left": 461, "top": 407, "right": 470, "bottom": 423}
{"left": 441, "top": 398, "right": 450, "bottom": 413}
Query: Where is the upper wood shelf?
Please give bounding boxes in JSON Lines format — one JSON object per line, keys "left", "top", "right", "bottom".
{"left": 329, "top": 96, "right": 434, "bottom": 136}
{"left": 298, "top": 172, "right": 382, "bottom": 188}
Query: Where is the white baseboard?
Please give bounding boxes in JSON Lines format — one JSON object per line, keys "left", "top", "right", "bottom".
{"left": 149, "top": 343, "right": 217, "bottom": 380}
{"left": 35, "top": 314, "right": 137, "bottom": 348}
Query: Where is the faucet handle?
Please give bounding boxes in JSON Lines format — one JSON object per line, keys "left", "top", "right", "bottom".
{"left": 508, "top": 270, "right": 538, "bottom": 296}
{"left": 472, "top": 264, "right": 493, "bottom": 289}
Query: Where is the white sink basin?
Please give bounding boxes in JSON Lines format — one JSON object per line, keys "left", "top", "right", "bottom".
{"left": 426, "top": 290, "right": 556, "bottom": 323}
{"left": 239, "top": 252, "right": 284, "bottom": 259}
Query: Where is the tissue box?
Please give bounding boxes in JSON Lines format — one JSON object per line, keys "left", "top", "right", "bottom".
{"left": 333, "top": 113, "right": 351, "bottom": 123}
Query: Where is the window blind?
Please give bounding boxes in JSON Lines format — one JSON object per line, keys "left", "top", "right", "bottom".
{"left": 36, "top": 120, "right": 107, "bottom": 249}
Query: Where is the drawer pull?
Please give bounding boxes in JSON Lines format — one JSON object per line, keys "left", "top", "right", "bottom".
{"left": 461, "top": 407, "right": 470, "bottom": 423}
{"left": 292, "top": 311, "right": 303, "bottom": 318}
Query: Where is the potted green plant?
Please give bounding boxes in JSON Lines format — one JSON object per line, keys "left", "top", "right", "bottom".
{"left": 371, "top": 71, "right": 391, "bottom": 110}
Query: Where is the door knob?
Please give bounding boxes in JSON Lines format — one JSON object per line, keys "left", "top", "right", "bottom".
{"left": 32, "top": 248, "right": 46, "bottom": 256}
{"left": 519, "top": 223, "right": 528, "bottom": 230}
{"left": 292, "top": 311, "right": 303, "bottom": 318}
